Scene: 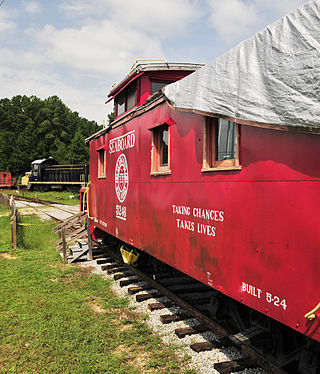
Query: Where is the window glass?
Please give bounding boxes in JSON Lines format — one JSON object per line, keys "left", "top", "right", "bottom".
{"left": 126, "top": 84, "right": 136, "bottom": 110}
{"left": 151, "top": 124, "right": 170, "bottom": 175}
{"left": 202, "top": 117, "right": 240, "bottom": 171}
{"left": 117, "top": 94, "right": 125, "bottom": 115}
{"left": 98, "top": 149, "right": 106, "bottom": 178}
{"left": 161, "top": 128, "right": 169, "bottom": 166}
{"left": 216, "top": 119, "right": 236, "bottom": 161}
{"left": 152, "top": 81, "right": 168, "bottom": 94}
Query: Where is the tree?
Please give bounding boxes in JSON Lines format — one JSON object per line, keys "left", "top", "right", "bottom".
{"left": 0, "top": 95, "right": 100, "bottom": 176}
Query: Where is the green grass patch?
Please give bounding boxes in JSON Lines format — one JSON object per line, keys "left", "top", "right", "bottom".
{"left": 0, "top": 214, "right": 194, "bottom": 374}
{"left": 2, "top": 189, "right": 80, "bottom": 206}
{"left": 0, "top": 204, "right": 10, "bottom": 213}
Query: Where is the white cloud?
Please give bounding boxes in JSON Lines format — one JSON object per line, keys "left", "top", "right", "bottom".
{"left": 206, "top": 0, "right": 306, "bottom": 44}
{"left": 0, "top": 63, "right": 108, "bottom": 123}
{"left": 60, "top": 0, "right": 201, "bottom": 38}
{"left": 0, "top": 9, "right": 16, "bottom": 33}
{"left": 23, "top": 1, "right": 41, "bottom": 14}
{"left": 27, "top": 20, "right": 163, "bottom": 77}
{"left": 257, "top": 0, "right": 306, "bottom": 17}
{"left": 207, "top": 0, "right": 259, "bottom": 44}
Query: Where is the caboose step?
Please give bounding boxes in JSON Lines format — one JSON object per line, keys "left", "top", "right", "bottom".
{"left": 77, "top": 239, "right": 88, "bottom": 250}
{"left": 70, "top": 248, "right": 89, "bottom": 263}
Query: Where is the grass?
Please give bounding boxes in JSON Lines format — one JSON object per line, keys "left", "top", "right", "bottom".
{"left": 1, "top": 189, "right": 80, "bottom": 206}
{"left": 0, "top": 212, "right": 195, "bottom": 374}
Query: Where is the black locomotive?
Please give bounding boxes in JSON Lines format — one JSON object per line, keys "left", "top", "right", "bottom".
{"left": 28, "top": 158, "right": 88, "bottom": 191}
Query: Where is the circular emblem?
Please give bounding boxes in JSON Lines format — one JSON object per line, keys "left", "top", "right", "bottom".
{"left": 115, "top": 153, "right": 129, "bottom": 203}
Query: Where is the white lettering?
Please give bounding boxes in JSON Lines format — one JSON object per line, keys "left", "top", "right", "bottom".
{"left": 109, "top": 130, "right": 135, "bottom": 154}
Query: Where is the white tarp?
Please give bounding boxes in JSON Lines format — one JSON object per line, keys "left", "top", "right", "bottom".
{"left": 165, "top": 0, "right": 320, "bottom": 132}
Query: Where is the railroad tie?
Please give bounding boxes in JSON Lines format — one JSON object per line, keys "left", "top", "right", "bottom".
{"left": 160, "top": 313, "right": 190, "bottom": 324}
{"left": 148, "top": 301, "right": 174, "bottom": 311}
{"left": 214, "top": 357, "right": 257, "bottom": 374}
{"left": 136, "top": 292, "right": 161, "bottom": 302}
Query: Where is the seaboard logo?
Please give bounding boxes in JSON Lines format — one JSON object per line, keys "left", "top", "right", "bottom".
{"left": 115, "top": 153, "right": 129, "bottom": 203}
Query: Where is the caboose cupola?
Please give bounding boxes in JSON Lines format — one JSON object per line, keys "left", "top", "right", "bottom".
{"left": 107, "top": 60, "right": 203, "bottom": 120}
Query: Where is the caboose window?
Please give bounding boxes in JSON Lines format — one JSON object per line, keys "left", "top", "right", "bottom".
{"left": 117, "top": 94, "right": 125, "bottom": 116}
{"left": 202, "top": 117, "right": 241, "bottom": 171}
{"left": 151, "top": 81, "right": 169, "bottom": 94}
{"left": 97, "top": 148, "right": 106, "bottom": 178}
{"left": 151, "top": 124, "right": 171, "bottom": 175}
{"left": 115, "top": 82, "right": 136, "bottom": 117}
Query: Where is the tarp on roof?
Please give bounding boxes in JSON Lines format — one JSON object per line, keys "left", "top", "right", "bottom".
{"left": 164, "top": 0, "right": 320, "bottom": 132}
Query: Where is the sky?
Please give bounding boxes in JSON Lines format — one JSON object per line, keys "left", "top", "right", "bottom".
{"left": 0, "top": 0, "right": 307, "bottom": 125}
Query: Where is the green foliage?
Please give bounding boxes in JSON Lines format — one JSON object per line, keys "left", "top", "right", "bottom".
{"left": 0, "top": 214, "right": 195, "bottom": 374}
{"left": 0, "top": 95, "right": 101, "bottom": 177}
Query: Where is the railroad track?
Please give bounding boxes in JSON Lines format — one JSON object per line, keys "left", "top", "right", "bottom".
{"left": 12, "top": 195, "right": 77, "bottom": 221}
{"left": 78, "top": 243, "right": 289, "bottom": 374}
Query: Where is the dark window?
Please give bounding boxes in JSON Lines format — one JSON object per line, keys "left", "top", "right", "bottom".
{"left": 117, "top": 93, "right": 125, "bottom": 116}
{"left": 151, "top": 81, "right": 169, "bottom": 94}
{"left": 203, "top": 117, "right": 240, "bottom": 171}
{"left": 161, "top": 128, "right": 169, "bottom": 166}
{"left": 126, "top": 83, "right": 136, "bottom": 110}
{"left": 115, "top": 82, "right": 136, "bottom": 116}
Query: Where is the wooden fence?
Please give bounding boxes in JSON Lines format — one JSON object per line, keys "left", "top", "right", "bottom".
{"left": 0, "top": 193, "right": 19, "bottom": 249}
{"left": 0, "top": 193, "right": 10, "bottom": 209}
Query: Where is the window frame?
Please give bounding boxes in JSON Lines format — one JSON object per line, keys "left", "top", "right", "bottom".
{"left": 150, "top": 123, "right": 171, "bottom": 176}
{"left": 97, "top": 147, "right": 106, "bottom": 179}
{"left": 202, "top": 117, "right": 241, "bottom": 172}
{"left": 115, "top": 82, "right": 137, "bottom": 117}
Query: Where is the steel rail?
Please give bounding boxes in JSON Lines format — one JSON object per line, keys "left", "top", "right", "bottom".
{"left": 102, "top": 245, "right": 287, "bottom": 374}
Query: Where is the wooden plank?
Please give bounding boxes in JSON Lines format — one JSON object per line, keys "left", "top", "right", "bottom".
{"left": 214, "top": 358, "right": 257, "bottom": 374}
{"left": 52, "top": 212, "right": 84, "bottom": 232}
{"left": 106, "top": 266, "right": 126, "bottom": 274}
{"left": 62, "top": 228, "right": 67, "bottom": 263}
{"left": 175, "top": 325, "right": 208, "bottom": 338}
{"left": 160, "top": 313, "right": 190, "bottom": 324}
{"left": 86, "top": 216, "right": 93, "bottom": 261}
{"left": 136, "top": 292, "right": 161, "bottom": 302}
{"left": 128, "top": 285, "right": 151, "bottom": 295}
{"left": 148, "top": 301, "right": 174, "bottom": 311}
{"left": 190, "top": 340, "right": 222, "bottom": 352}
{"left": 55, "top": 227, "right": 86, "bottom": 250}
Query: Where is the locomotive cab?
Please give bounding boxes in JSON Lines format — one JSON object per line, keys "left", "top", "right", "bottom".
{"left": 29, "top": 158, "right": 57, "bottom": 182}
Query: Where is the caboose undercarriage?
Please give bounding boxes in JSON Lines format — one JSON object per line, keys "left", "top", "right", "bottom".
{"left": 97, "top": 229, "right": 320, "bottom": 374}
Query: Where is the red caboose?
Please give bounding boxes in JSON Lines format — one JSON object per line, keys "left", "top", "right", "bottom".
{"left": 86, "top": 1, "right": 320, "bottom": 369}
{"left": 0, "top": 172, "right": 15, "bottom": 188}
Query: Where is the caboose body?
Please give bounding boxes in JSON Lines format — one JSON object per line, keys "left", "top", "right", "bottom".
{"left": 0, "top": 172, "right": 15, "bottom": 188}
{"left": 86, "top": 1, "right": 320, "bottom": 350}
{"left": 88, "top": 88, "right": 319, "bottom": 344}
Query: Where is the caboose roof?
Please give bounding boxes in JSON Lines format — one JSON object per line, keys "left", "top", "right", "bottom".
{"left": 108, "top": 62, "right": 203, "bottom": 100}
{"left": 165, "top": 0, "right": 320, "bottom": 134}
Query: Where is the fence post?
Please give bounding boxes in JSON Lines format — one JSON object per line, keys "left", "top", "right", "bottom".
{"left": 61, "top": 228, "right": 67, "bottom": 263}
{"left": 86, "top": 215, "right": 93, "bottom": 261}
{"left": 11, "top": 213, "right": 17, "bottom": 249}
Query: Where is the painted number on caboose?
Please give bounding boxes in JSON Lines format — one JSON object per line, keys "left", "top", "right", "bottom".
{"left": 116, "top": 205, "right": 127, "bottom": 220}
{"left": 241, "top": 282, "right": 287, "bottom": 310}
